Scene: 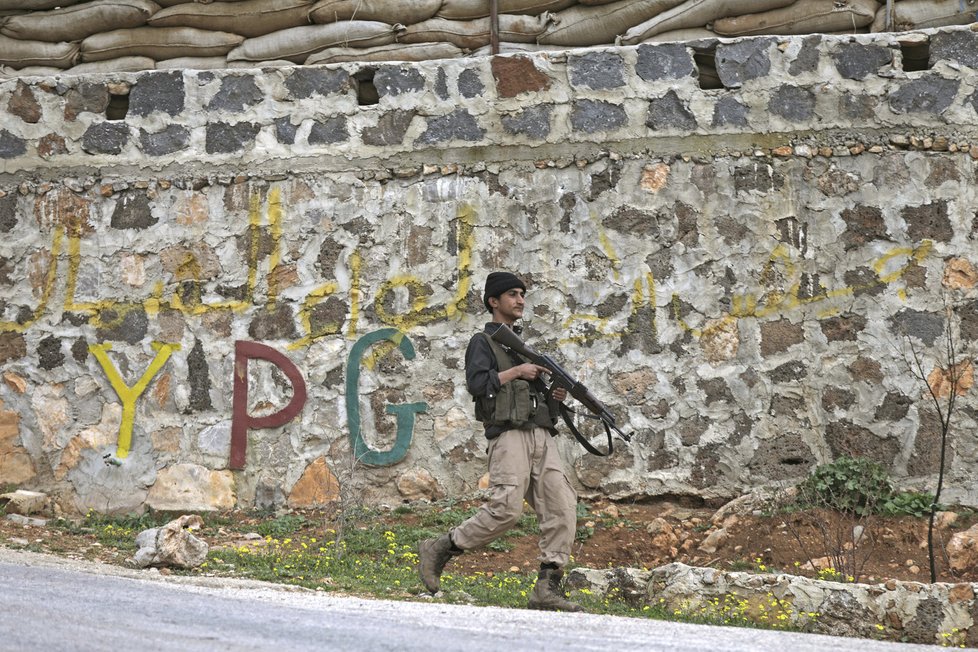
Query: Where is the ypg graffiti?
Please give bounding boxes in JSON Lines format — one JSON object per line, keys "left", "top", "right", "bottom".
{"left": 1, "top": 147, "right": 978, "bottom": 514}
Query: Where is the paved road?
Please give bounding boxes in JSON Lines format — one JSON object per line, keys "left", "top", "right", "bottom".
{"left": 0, "top": 548, "right": 958, "bottom": 652}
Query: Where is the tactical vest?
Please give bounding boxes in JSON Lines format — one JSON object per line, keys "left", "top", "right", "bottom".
{"left": 473, "top": 333, "right": 552, "bottom": 431}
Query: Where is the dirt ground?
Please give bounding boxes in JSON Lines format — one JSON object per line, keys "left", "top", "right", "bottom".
{"left": 2, "top": 496, "right": 976, "bottom": 586}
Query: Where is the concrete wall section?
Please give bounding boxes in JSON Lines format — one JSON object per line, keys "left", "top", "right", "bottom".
{"left": 1, "top": 28, "right": 978, "bottom": 513}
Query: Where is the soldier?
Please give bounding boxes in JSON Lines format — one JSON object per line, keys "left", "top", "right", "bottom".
{"left": 418, "top": 271, "right": 583, "bottom": 612}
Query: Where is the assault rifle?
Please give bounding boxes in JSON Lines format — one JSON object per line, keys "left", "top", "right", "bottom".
{"left": 490, "top": 324, "right": 633, "bottom": 456}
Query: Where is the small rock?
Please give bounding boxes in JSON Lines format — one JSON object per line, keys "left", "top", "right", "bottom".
{"left": 0, "top": 490, "right": 48, "bottom": 516}
{"left": 947, "top": 524, "right": 978, "bottom": 573}
{"left": 698, "top": 528, "right": 728, "bottom": 554}
{"left": 5, "top": 513, "right": 48, "bottom": 527}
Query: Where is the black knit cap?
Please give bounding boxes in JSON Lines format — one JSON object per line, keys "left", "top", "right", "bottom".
{"left": 483, "top": 271, "right": 526, "bottom": 313}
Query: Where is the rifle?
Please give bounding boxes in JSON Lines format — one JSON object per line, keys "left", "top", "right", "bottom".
{"left": 490, "top": 324, "right": 632, "bottom": 456}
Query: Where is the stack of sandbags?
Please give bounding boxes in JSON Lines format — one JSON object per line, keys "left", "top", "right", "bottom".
{"left": 0, "top": 0, "right": 976, "bottom": 78}
{"left": 0, "top": 0, "right": 162, "bottom": 73}
{"left": 871, "top": 0, "right": 978, "bottom": 32}
{"left": 295, "top": 0, "right": 560, "bottom": 64}
{"left": 711, "top": 0, "right": 880, "bottom": 37}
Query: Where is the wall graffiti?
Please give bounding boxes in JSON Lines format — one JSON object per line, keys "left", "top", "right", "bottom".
{"left": 88, "top": 341, "right": 180, "bottom": 459}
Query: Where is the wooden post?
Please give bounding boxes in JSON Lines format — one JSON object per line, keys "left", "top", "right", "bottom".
{"left": 490, "top": 0, "right": 499, "bottom": 55}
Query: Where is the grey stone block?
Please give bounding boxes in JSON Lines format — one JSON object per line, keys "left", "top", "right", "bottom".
{"left": 0, "top": 130, "right": 26, "bottom": 159}
{"left": 716, "top": 38, "right": 773, "bottom": 88}
{"left": 889, "top": 308, "right": 945, "bottom": 345}
{"left": 139, "top": 125, "right": 190, "bottom": 156}
{"left": 435, "top": 68, "right": 449, "bottom": 100}
{"left": 187, "top": 339, "right": 212, "bottom": 412}
{"left": 831, "top": 42, "right": 892, "bottom": 80}
{"left": 308, "top": 116, "right": 348, "bottom": 145}
{"left": 458, "top": 68, "right": 484, "bottom": 99}
{"left": 65, "top": 82, "right": 109, "bottom": 119}
{"left": 375, "top": 66, "right": 425, "bottom": 97}
{"left": 572, "top": 100, "right": 627, "bottom": 133}
{"left": 0, "top": 195, "right": 15, "bottom": 232}
{"left": 205, "top": 122, "right": 260, "bottom": 154}
{"left": 646, "top": 91, "right": 696, "bottom": 131}
{"left": 274, "top": 117, "right": 298, "bottom": 145}
{"left": 284, "top": 67, "right": 350, "bottom": 99}
{"left": 840, "top": 92, "right": 877, "bottom": 119}
{"left": 501, "top": 104, "right": 552, "bottom": 139}
{"left": 362, "top": 110, "right": 415, "bottom": 146}
{"left": 110, "top": 191, "right": 156, "bottom": 229}
{"left": 207, "top": 75, "right": 262, "bottom": 111}
{"left": 636, "top": 43, "right": 694, "bottom": 82}
{"left": 82, "top": 122, "right": 130, "bottom": 155}
{"left": 570, "top": 51, "right": 625, "bottom": 90}
{"left": 930, "top": 30, "right": 978, "bottom": 69}
{"left": 888, "top": 76, "right": 959, "bottom": 115}
{"left": 787, "top": 35, "right": 821, "bottom": 75}
{"left": 129, "top": 71, "right": 185, "bottom": 117}
{"left": 711, "top": 95, "right": 748, "bottom": 127}
{"left": 417, "top": 110, "right": 484, "bottom": 144}
{"left": 95, "top": 305, "right": 149, "bottom": 344}
{"left": 768, "top": 85, "right": 815, "bottom": 121}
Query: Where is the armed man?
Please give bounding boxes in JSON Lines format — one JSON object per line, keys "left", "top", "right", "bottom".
{"left": 418, "top": 271, "right": 584, "bottom": 612}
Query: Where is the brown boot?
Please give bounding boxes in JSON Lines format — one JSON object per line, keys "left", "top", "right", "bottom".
{"left": 527, "top": 567, "right": 584, "bottom": 612}
{"left": 418, "top": 533, "right": 460, "bottom": 594}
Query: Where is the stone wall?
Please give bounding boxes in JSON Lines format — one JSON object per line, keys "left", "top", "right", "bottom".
{"left": 2, "top": 27, "right": 978, "bottom": 514}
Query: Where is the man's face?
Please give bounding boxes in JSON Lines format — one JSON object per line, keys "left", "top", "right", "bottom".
{"left": 490, "top": 288, "right": 526, "bottom": 324}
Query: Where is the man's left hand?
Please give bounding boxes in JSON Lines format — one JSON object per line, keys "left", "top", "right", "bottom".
{"left": 552, "top": 387, "right": 567, "bottom": 402}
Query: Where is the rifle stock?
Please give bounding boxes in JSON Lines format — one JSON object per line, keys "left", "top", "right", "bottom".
{"left": 490, "top": 324, "right": 632, "bottom": 451}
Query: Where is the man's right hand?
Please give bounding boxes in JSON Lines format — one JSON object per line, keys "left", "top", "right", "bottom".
{"left": 501, "top": 363, "right": 550, "bottom": 384}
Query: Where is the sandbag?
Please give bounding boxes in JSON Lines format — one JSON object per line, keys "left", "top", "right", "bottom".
{"left": 156, "top": 55, "right": 228, "bottom": 69}
{"left": 2, "top": 0, "right": 160, "bottom": 43}
{"left": 713, "top": 0, "right": 879, "bottom": 37}
{"left": 0, "top": 0, "right": 82, "bottom": 9}
{"left": 620, "top": 0, "right": 797, "bottom": 44}
{"left": 0, "top": 64, "right": 62, "bottom": 77}
{"left": 437, "top": 0, "right": 575, "bottom": 20}
{"left": 642, "top": 26, "right": 716, "bottom": 42}
{"left": 149, "top": 0, "right": 313, "bottom": 38}
{"left": 69, "top": 56, "right": 156, "bottom": 74}
{"left": 309, "top": 0, "right": 442, "bottom": 25}
{"left": 226, "top": 59, "right": 296, "bottom": 68}
{"left": 81, "top": 27, "right": 244, "bottom": 62}
{"left": 871, "top": 0, "right": 978, "bottom": 32}
{"left": 402, "top": 15, "right": 551, "bottom": 49}
{"left": 227, "top": 21, "right": 402, "bottom": 62}
{"left": 578, "top": 0, "right": 621, "bottom": 5}
{"left": 307, "top": 41, "right": 463, "bottom": 64}
{"left": 0, "top": 35, "right": 78, "bottom": 68}
{"left": 469, "top": 42, "right": 576, "bottom": 55}
{"left": 537, "top": 0, "right": 685, "bottom": 47}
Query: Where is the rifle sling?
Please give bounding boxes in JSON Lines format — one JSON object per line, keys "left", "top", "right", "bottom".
{"left": 558, "top": 402, "right": 614, "bottom": 456}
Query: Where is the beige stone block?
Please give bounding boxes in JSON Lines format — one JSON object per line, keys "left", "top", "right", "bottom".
{"left": 2, "top": 372, "right": 26, "bottom": 394}
{"left": 433, "top": 407, "right": 470, "bottom": 442}
{"left": 396, "top": 467, "right": 443, "bottom": 502}
{"left": 147, "top": 464, "right": 235, "bottom": 512}
{"left": 926, "top": 360, "right": 973, "bottom": 399}
{"left": 640, "top": 163, "right": 670, "bottom": 193}
{"left": 0, "top": 403, "right": 35, "bottom": 485}
{"left": 152, "top": 426, "right": 182, "bottom": 453}
{"left": 943, "top": 257, "right": 978, "bottom": 289}
{"left": 120, "top": 253, "right": 146, "bottom": 287}
{"left": 287, "top": 456, "right": 340, "bottom": 508}
{"left": 700, "top": 317, "right": 739, "bottom": 363}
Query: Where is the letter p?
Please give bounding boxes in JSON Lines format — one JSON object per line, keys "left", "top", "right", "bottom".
{"left": 230, "top": 341, "right": 307, "bottom": 470}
